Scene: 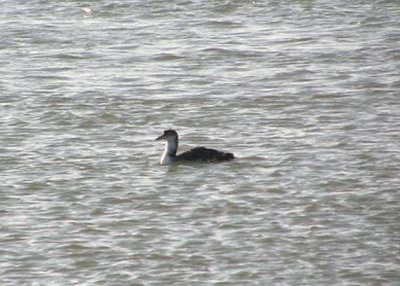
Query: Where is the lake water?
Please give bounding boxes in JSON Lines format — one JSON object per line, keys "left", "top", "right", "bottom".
{"left": 1, "top": 0, "right": 400, "bottom": 285}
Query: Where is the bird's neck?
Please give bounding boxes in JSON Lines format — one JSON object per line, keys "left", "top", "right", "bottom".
{"left": 166, "top": 137, "right": 178, "bottom": 156}
{"left": 160, "top": 137, "right": 178, "bottom": 165}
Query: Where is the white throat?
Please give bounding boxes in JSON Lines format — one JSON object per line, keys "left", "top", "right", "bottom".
{"left": 160, "top": 139, "right": 178, "bottom": 165}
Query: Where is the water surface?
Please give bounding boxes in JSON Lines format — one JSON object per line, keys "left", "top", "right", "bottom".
{"left": 1, "top": 0, "right": 400, "bottom": 285}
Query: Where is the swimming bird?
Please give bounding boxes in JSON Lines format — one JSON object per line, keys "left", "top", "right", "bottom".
{"left": 155, "top": 129, "right": 235, "bottom": 165}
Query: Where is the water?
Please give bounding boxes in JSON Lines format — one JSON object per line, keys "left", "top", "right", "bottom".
{"left": 1, "top": 0, "right": 400, "bottom": 285}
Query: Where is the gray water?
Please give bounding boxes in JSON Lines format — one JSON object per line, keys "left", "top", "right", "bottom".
{"left": 1, "top": 0, "right": 400, "bottom": 285}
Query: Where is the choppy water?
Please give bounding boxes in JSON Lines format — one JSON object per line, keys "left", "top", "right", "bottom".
{"left": 1, "top": 0, "right": 400, "bottom": 285}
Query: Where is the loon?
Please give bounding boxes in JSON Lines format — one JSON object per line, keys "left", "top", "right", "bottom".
{"left": 155, "top": 129, "right": 235, "bottom": 165}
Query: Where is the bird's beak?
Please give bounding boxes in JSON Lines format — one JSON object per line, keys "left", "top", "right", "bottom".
{"left": 155, "top": 134, "right": 165, "bottom": 141}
